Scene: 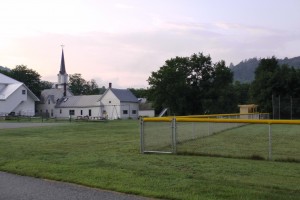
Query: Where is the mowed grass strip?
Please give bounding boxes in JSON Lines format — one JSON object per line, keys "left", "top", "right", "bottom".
{"left": 0, "top": 120, "right": 299, "bottom": 200}
{"left": 177, "top": 123, "right": 300, "bottom": 161}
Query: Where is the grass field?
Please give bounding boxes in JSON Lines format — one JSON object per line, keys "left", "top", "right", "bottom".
{"left": 0, "top": 120, "right": 299, "bottom": 199}
{"left": 176, "top": 123, "right": 300, "bottom": 161}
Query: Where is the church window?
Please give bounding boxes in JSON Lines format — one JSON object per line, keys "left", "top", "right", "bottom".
{"left": 69, "top": 110, "right": 75, "bottom": 115}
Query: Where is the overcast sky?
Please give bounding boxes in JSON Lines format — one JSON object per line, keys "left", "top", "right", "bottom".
{"left": 1, "top": 0, "right": 299, "bottom": 88}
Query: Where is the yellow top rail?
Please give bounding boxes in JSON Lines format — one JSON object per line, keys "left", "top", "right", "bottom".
{"left": 177, "top": 113, "right": 268, "bottom": 118}
{"left": 142, "top": 117, "right": 300, "bottom": 125}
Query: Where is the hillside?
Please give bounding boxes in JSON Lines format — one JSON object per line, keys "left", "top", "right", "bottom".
{"left": 231, "top": 56, "right": 300, "bottom": 83}
{"left": 0, "top": 66, "right": 10, "bottom": 72}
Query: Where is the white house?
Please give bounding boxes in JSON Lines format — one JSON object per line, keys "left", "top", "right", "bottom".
{"left": 98, "top": 85, "right": 139, "bottom": 119}
{"left": 37, "top": 49, "right": 139, "bottom": 119}
{"left": 0, "top": 73, "right": 40, "bottom": 116}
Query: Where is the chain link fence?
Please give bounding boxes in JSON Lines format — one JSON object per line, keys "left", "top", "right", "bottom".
{"left": 140, "top": 117, "right": 300, "bottom": 162}
{"left": 272, "top": 96, "right": 300, "bottom": 119}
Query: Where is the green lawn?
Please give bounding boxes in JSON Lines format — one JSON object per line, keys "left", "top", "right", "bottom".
{"left": 0, "top": 120, "right": 299, "bottom": 200}
{"left": 177, "top": 123, "right": 300, "bottom": 161}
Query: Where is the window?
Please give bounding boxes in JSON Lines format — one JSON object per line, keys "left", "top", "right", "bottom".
{"left": 69, "top": 110, "right": 75, "bottom": 115}
{"left": 109, "top": 101, "right": 111, "bottom": 103}
{"left": 80, "top": 110, "right": 83, "bottom": 115}
{"left": 89, "top": 109, "right": 92, "bottom": 116}
{"left": 22, "top": 90, "right": 26, "bottom": 95}
{"left": 123, "top": 110, "right": 128, "bottom": 115}
{"left": 60, "top": 109, "right": 62, "bottom": 114}
{"left": 132, "top": 110, "right": 137, "bottom": 115}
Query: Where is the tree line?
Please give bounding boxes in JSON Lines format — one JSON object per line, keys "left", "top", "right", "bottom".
{"left": 133, "top": 54, "right": 300, "bottom": 118}
{"left": 0, "top": 65, "right": 105, "bottom": 97}
{"left": 2, "top": 54, "right": 300, "bottom": 118}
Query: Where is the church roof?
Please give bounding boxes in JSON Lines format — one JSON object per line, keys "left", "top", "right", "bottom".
{"left": 56, "top": 95, "right": 102, "bottom": 108}
{"left": 59, "top": 49, "right": 66, "bottom": 74}
{"left": 39, "top": 88, "right": 73, "bottom": 104}
{"left": 109, "top": 88, "right": 139, "bottom": 103}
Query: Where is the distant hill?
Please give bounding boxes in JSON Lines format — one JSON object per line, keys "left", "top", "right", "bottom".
{"left": 0, "top": 65, "right": 10, "bottom": 72}
{"left": 230, "top": 56, "right": 300, "bottom": 83}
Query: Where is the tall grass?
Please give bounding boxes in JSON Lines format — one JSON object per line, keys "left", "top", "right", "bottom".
{"left": 0, "top": 120, "right": 299, "bottom": 200}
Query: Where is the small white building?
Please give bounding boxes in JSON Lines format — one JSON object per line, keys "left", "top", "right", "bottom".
{"left": 99, "top": 86, "right": 139, "bottom": 119}
{"left": 0, "top": 73, "right": 39, "bottom": 116}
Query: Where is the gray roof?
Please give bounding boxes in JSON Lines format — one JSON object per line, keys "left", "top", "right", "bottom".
{"left": 110, "top": 88, "right": 139, "bottom": 103}
{"left": 39, "top": 88, "right": 73, "bottom": 104}
{"left": 56, "top": 95, "right": 102, "bottom": 108}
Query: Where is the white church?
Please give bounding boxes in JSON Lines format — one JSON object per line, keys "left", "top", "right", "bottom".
{"left": 37, "top": 49, "right": 139, "bottom": 120}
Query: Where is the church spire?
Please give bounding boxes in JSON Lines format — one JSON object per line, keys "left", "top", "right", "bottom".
{"left": 59, "top": 45, "right": 66, "bottom": 75}
{"left": 57, "top": 45, "right": 68, "bottom": 95}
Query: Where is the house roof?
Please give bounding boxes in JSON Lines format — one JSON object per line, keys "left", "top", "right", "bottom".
{"left": 56, "top": 95, "right": 102, "bottom": 108}
{"left": 39, "top": 88, "right": 73, "bottom": 104}
{"left": 109, "top": 88, "right": 139, "bottom": 103}
{"left": 0, "top": 73, "right": 19, "bottom": 84}
{"left": 0, "top": 73, "right": 39, "bottom": 101}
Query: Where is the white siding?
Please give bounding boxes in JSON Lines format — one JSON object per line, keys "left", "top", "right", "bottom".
{"left": 0, "top": 85, "right": 36, "bottom": 116}
{"left": 120, "top": 102, "right": 139, "bottom": 119}
{"left": 56, "top": 107, "right": 101, "bottom": 119}
{"left": 101, "top": 90, "right": 121, "bottom": 119}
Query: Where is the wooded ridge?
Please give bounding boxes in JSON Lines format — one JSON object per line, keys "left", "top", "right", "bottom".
{"left": 230, "top": 56, "right": 300, "bottom": 83}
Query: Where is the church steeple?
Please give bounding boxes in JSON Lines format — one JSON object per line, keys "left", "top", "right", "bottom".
{"left": 57, "top": 45, "right": 68, "bottom": 96}
{"left": 59, "top": 48, "right": 66, "bottom": 75}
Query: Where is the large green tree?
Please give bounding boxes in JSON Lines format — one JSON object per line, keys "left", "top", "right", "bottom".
{"left": 10, "top": 65, "right": 42, "bottom": 96}
{"left": 250, "top": 56, "right": 300, "bottom": 114}
{"left": 148, "top": 53, "right": 236, "bottom": 115}
{"left": 69, "top": 73, "right": 104, "bottom": 95}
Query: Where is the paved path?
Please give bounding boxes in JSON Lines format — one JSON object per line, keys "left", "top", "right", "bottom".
{"left": 0, "top": 172, "right": 154, "bottom": 200}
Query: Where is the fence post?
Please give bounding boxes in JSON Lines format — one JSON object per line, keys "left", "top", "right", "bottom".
{"left": 192, "top": 122, "right": 195, "bottom": 140}
{"left": 140, "top": 118, "right": 144, "bottom": 154}
{"left": 172, "top": 117, "right": 177, "bottom": 154}
{"left": 268, "top": 124, "right": 272, "bottom": 160}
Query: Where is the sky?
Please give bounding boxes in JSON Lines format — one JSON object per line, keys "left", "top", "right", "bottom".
{"left": 0, "top": 0, "right": 300, "bottom": 89}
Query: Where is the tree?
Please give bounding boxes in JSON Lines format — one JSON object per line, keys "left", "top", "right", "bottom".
{"left": 148, "top": 52, "right": 236, "bottom": 115}
{"left": 204, "top": 60, "right": 237, "bottom": 114}
{"left": 69, "top": 74, "right": 103, "bottom": 95}
{"left": 250, "top": 57, "right": 280, "bottom": 112}
{"left": 128, "top": 88, "right": 149, "bottom": 99}
{"left": 40, "top": 80, "right": 53, "bottom": 90}
{"left": 233, "top": 81, "right": 250, "bottom": 105}
{"left": 10, "top": 65, "right": 42, "bottom": 96}
{"left": 69, "top": 73, "right": 86, "bottom": 95}
{"left": 250, "top": 56, "right": 299, "bottom": 113}
{"left": 148, "top": 56, "right": 190, "bottom": 115}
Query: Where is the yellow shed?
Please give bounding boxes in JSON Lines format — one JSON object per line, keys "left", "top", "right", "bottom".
{"left": 238, "top": 104, "right": 258, "bottom": 119}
